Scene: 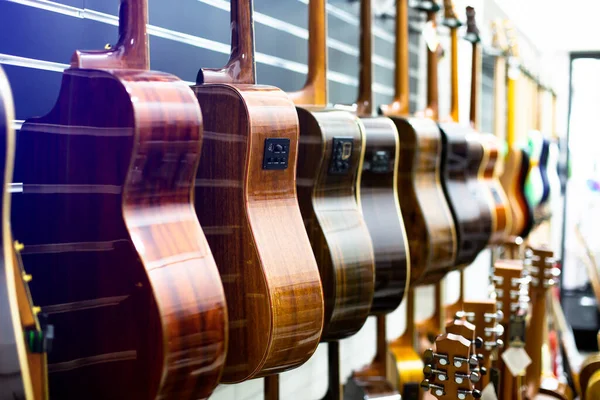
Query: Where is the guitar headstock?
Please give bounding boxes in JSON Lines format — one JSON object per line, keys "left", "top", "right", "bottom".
{"left": 464, "top": 6, "right": 480, "bottom": 43}
{"left": 504, "top": 20, "right": 520, "bottom": 59}
{"left": 526, "top": 246, "right": 560, "bottom": 292}
{"left": 421, "top": 332, "right": 482, "bottom": 399}
{"left": 413, "top": 0, "right": 441, "bottom": 13}
{"left": 490, "top": 19, "right": 510, "bottom": 56}
{"left": 493, "top": 260, "right": 530, "bottom": 346}
{"left": 442, "top": 0, "right": 461, "bottom": 28}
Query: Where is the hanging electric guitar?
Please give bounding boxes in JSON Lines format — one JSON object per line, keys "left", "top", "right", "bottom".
{"left": 11, "top": 1, "right": 228, "bottom": 398}
{"left": 193, "top": 0, "right": 325, "bottom": 383}
{"left": 0, "top": 66, "right": 50, "bottom": 400}
{"left": 436, "top": 1, "right": 490, "bottom": 270}
{"left": 381, "top": 0, "right": 457, "bottom": 286}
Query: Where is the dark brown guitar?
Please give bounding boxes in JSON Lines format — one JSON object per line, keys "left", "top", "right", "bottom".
{"left": 436, "top": 1, "right": 490, "bottom": 269}
{"left": 354, "top": 0, "right": 409, "bottom": 315}
{"left": 289, "top": 0, "right": 374, "bottom": 342}
{"left": 380, "top": 0, "right": 456, "bottom": 285}
{"left": 0, "top": 66, "right": 50, "bottom": 400}
{"left": 11, "top": 1, "right": 228, "bottom": 398}
{"left": 193, "top": 0, "right": 325, "bottom": 384}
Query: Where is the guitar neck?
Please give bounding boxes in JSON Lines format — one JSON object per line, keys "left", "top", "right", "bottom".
{"left": 450, "top": 27, "right": 459, "bottom": 122}
{"left": 493, "top": 56, "right": 507, "bottom": 141}
{"left": 470, "top": 41, "right": 481, "bottom": 129}
{"left": 356, "top": 0, "right": 373, "bottom": 116}
{"left": 425, "top": 11, "right": 439, "bottom": 120}
{"left": 525, "top": 287, "right": 549, "bottom": 394}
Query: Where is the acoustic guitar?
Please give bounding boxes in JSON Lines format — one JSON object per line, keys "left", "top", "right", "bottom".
{"left": 0, "top": 66, "right": 50, "bottom": 400}
{"left": 381, "top": 0, "right": 456, "bottom": 286}
{"left": 353, "top": 0, "right": 410, "bottom": 316}
{"left": 493, "top": 258, "right": 530, "bottom": 400}
{"left": 193, "top": 0, "right": 325, "bottom": 383}
{"left": 500, "top": 23, "right": 535, "bottom": 239}
{"left": 11, "top": 1, "right": 228, "bottom": 398}
{"left": 346, "top": 0, "right": 408, "bottom": 394}
{"left": 525, "top": 129, "right": 546, "bottom": 212}
{"left": 421, "top": 322, "right": 483, "bottom": 399}
{"left": 434, "top": 1, "right": 490, "bottom": 270}
{"left": 467, "top": 9, "right": 512, "bottom": 246}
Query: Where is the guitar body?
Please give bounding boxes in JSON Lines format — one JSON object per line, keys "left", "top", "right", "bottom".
{"left": 391, "top": 116, "right": 456, "bottom": 284}
{"left": 525, "top": 133, "right": 545, "bottom": 211}
{"left": 479, "top": 133, "right": 512, "bottom": 243}
{"left": 0, "top": 66, "right": 39, "bottom": 400}
{"left": 539, "top": 139, "right": 551, "bottom": 205}
{"left": 193, "top": 85, "right": 324, "bottom": 382}
{"left": 295, "top": 107, "right": 374, "bottom": 340}
{"left": 12, "top": 69, "right": 227, "bottom": 399}
{"left": 357, "top": 117, "right": 409, "bottom": 314}
{"left": 500, "top": 148, "right": 533, "bottom": 238}
{"left": 438, "top": 122, "right": 489, "bottom": 267}
{"left": 518, "top": 149, "right": 535, "bottom": 237}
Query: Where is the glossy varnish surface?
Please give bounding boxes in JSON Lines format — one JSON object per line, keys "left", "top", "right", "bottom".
{"left": 194, "top": 85, "right": 324, "bottom": 380}
{"left": 295, "top": 107, "right": 374, "bottom": 340}
{"left": 11, "top": 1, "right": 228, "bottom": 396}
{"left": 13, "top": 68, "right": 228, "bottom": 399}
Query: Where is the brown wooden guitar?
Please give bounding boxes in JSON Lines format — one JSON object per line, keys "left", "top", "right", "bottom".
{"left": 0, "top": 66, "right": 50, "bottom": 400}
{"left": 288, "top": 0, "right": 374, "bottom": 342}
{"left": 436, "top": 1, "right": 490, "bottom": 269}
{"left": 421, "top": 321, "right": 483, "bottom": 399}
{"left": 380, "top": 0, "right": 456, "bottom": 286}
{"left": 193, "top": 0, "right": 325, "bottom": 383}
{"left": 11, "top": 1, "right": 228, "bottom": 398}
{"left": 354, "top": 0, "right": 409, "bottom": 316}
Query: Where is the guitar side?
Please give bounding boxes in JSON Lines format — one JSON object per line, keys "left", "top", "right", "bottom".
{"left": 357, "top": 117, "right": 409, "bottom": 314}
{"left": 12, "top": 69, "right": 227, "bottom": 399}
{"left": 392, "top": 116, "right": 457, "bottom": 284}
{"left": 295, "top": 107, "right": 374, "bottom": 340}
{"left": 194, "top": 85, "right": 325, "bottom": 381}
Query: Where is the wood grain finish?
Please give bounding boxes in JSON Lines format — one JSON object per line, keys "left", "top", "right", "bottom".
{"left": 295, "top": 108, "right": 374, "bottom": 339}
{"left": 11, "top": 2, "right": 228, "bottom": 398}
{"left": 290, "top": 0, "right": 374, "bottom": 340}
{"left": 500, "top": 148, "right": 534, "bottom": 238}
{"left": 194, "top": 0, "right": 324, "bottom": 382}
{"left": 382, "top": 0, "right": 456, "bottom": 284}
{"left": 0, "top": 66, "right": 38, "bottom": 400}
{"left": 355, "top": 0, "right": 409, "bottom": 315}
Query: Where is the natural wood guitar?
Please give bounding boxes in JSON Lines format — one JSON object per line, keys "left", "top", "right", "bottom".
{"left": 0, "top": 66, "right": 49, "bottom": 400}
{"left": 436, "top": 1, "right": 490, "bottom": 269}
{"left": 193, "top": 0, "right": 325, "bottom": 383}
{"left": 289, "top": 0, "right": 374, "bottom": 341}
{"left": 381, "top": 0, "right": 456, "bottom": 286}
{"left": 11, "top": 1, "right": 228, "bottom": 398}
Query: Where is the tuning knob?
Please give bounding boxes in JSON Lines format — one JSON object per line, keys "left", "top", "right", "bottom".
{"left": 474, "top": 336, "right": 483, "bottom": 348}
{"left": 473, "top": 389, "right": 482, "bottom": 398}
{"left": 470, "top": 371, "right": 481, "bottom": 383}
{"left": 479, "top": 366, "right": 487, "bottom": 376}
{"left": 469, "top": 355, "right": 479, "bottom": 369}
{"left": 423, "top": 349, "right": 434, "bottom": 363}
{"left": 420, "top": 380, "right": 430, "bottom": 390}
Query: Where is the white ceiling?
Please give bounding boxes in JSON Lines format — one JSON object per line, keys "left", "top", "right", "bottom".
{"left": 491, "top": 0, "right": 600, "bottom": 53}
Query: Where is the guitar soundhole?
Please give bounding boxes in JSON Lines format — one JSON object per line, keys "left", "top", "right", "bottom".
{"left": 329, "top": 137, "right": 354, "bottom": 175}
{"left": 262, "top": 138, "right": 291, "bottom": 170}
{"left": 403, "top": 383, "right": 421, "bottom": 400}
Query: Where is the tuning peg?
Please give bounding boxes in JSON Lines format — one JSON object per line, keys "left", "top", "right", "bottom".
{"left": 476, "top": 353, "right": 484, "bottom": 362}
{"left": 469, "top": 370, "right": 481, "bottom": 383}
{"left": 458, "top": 389, "right": 482, "bottom": 399}
{"left": 546, "top": 267, "right": 561, "bottom": 278}
{"left": 473, "top": 337, "right": 483, "bottom": 348}
{"left": 423, "top": 349, "right": 435, "bottom": 363}
{"left": 424, "top": 349, "right": 449, "bottom": 366}
{"left": 468, "top": 355, "right": 479, "bottom": 369}
{"left": 484, "top": 324, "right": 504, "bottom": 337}
{"left": 484, "top": 311, "right": 502, "bottom": 323}
{"left": 497, "top": 339, "right": 504, "bottom": 348}
{"left": 479, "top": 366, "right": 488, "bottom": 376}
{"left": 421, "top": 380, "right": 445, "bottom": 397}
{"left": 423, "top": 365, "right": 447, "bottom": 381}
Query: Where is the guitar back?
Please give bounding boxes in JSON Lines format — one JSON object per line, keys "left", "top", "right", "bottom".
{"left": 501, "top": 148, "right": 528, "bottom": 237}
{"left": 357, "top": 117, "right": 409, "bottom": 314}
{"left": 295, "top": 107, "right": 374, "bottom": 340}
{"left": 193, "top": 85, "right": 324, "bottom": 381}
{"left": 393, "top": 117, "right": 457, "bottom": 284}
{"left": 524, "top": 133, "right": 545, "bottom": 210}
{"left": 518, "top": 150, "right": 535, "bottom": 237}
{"left": 480, "top": 134, "right": 512, "bottom": 243}
{"left": 539, "top": 138, "right": 551, "bottom": 204}
{"left": 13, "top": 67, "right": 228, "bottom": 399}
{"left": 438, "top": 122, "right": 490, "bottom": 267}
